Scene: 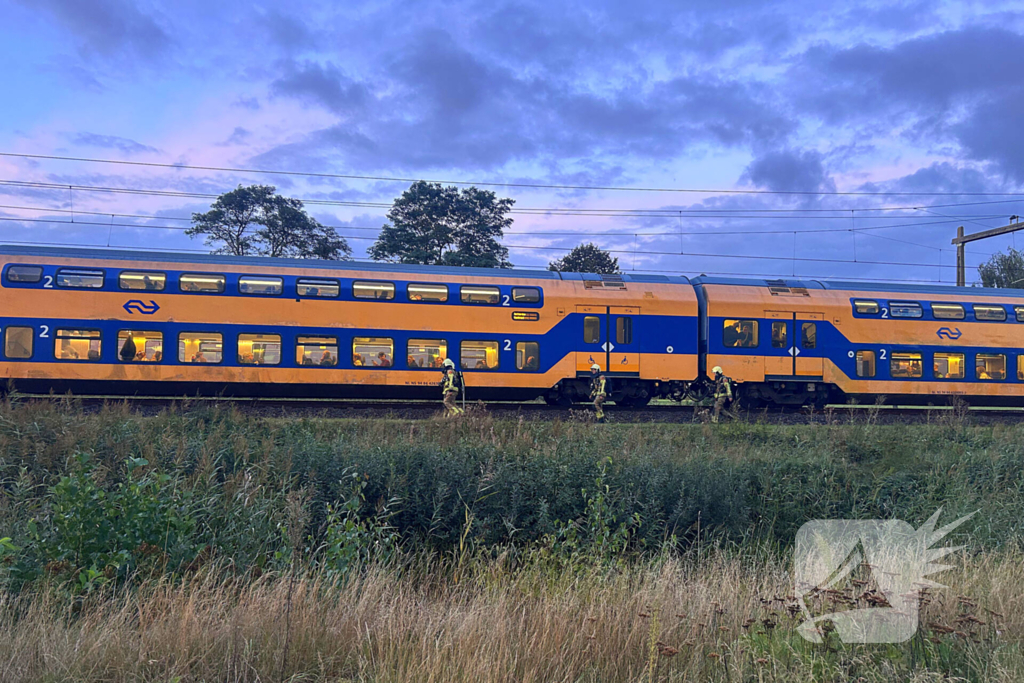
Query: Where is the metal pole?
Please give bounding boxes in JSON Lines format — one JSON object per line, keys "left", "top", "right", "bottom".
{"left": 956, "top": 225, "right": 965, "bottom": 287}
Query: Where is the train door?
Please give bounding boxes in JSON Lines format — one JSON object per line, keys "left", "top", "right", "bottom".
{"left": 575, "top": 305, "right": 641, "bottom": 375}
{"left": 764, "top": 311, "right": 824, "bottom": 377}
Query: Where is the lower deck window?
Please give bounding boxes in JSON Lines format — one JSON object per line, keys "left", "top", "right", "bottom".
{"left": 516, "top": 341, "right": 539, "bottom": 371}
{"left": 407, "top": 339, "right": 447, "bottom": 368}
{"left": 933, "top": 352, "right": 964, "bottom": 379}
{"left": 4, "top": 327, "right": 33, "bottom": 359}
{"left": 354, "top": 337, "right": 393, "bottom": 367}
{"left": 237, "top": 333, "right": 281, "bottom": 365}
{"left": 461, "top": 340, "right": 499, "bottom": 370}
{"left": 976, "top": 354, "right": 1006, "bottom": 380}
{"left": 178, "top": 333, "right": 223, "bottom": 363}
{"left": 856, "top": 350, "right": 875, "bottom": 378}
{"left": 771, "top": 322, "right": 787, "bottom": 348}
{"left": 297, "top": 336, "right": 338, "bottom": 366}
{"left": 723, "top": 319, "right": 758, "bottom": 348}
{"left": 801, "top": 323, "right": 816, "bottom": 349}
{"left": 118, "top": 331, "right": 163, "bottom": 362}
{"left": 890, "top": 351, "right": 922, "bottom": 378}
{"left": 56, "top": 329, "right": 101, "bottom": 361}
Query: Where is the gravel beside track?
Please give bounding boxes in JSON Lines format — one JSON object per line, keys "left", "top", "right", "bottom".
{"left": 13, "top": 394, "right": 1024, "bottom": 424}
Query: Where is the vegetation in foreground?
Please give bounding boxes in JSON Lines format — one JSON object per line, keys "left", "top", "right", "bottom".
{"left": 0, "top": 399, "right": 1021, "bottom": 681}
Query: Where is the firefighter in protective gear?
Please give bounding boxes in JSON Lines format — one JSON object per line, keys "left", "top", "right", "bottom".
{"left": 711, "top": 366, "right": 737, "bottom": 423}
{"left": 441, "top": 358, "right": 464, "bottom": 416}
{"left": 590, "top": 363, "right": 607, "bottom": 423}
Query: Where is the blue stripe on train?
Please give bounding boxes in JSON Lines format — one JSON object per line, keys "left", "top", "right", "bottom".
{"left": 0, "top": 312, "right": 699, "bottom": 373}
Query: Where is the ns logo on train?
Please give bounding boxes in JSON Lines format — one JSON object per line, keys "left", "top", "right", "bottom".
{"left": 936, "top": 327, "right": 962, "bottom": 340}
{"left": 123, "top": 300, "right": 160, "bottom": 315}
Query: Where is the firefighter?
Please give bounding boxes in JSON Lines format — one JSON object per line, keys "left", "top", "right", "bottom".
{"left": 441, "top": 358, "right": 464, "bottom": 416}
{"left": 711, "top": 366, "right": 737, "bottom": 423}
{"left": 590, "top": 363, "right": 607, "bottom": 423}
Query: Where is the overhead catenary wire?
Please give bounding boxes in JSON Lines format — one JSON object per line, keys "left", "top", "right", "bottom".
{"left": 4, "top": 151, "right": 1024, "bottom": 197}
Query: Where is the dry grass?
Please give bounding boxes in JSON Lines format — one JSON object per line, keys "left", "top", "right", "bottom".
{"left": 2, "top": 548, "right": 1022, "bottom": 682}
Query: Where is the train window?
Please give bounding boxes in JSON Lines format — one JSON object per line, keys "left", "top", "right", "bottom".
{"left": 119, "top": 271, "right": 166, "bottom": 291}
{"left": 238, "top": 333, "right": 281, "bottom": 365}
{"left": 888, "top": 302, "right": 922, "bottom": 318}
{"left": 407, "top": 339, "right": 447, "bottom": 368}
{"left": 890, "top": 351, "right": 923, "bottom": 378}
{"left": 801, "top": 323, "right": 816, "bottom": 349}
{"left": 408, "top": 283, "right": 449, "bottom": 302}
{"left": 723, "top": 319, "right": 758, "bottom": 348}
{"left": 296, "top": 336, "right": 338, "bottom": 366}
{"left": 7, "top": 265, "right": 42, "bottom": 283}
{"left": 180, "top": 274, "right": 225, "bottom": 293}
{"left": 974, "top": 305, "right": 1007, "bottom": 321}
{"left": 238, "top": 276, "right": 283, "bottom": 296}
{"left": 1019, "top": 356, "right": 1024, "bottom": 381}
{"left": 931, "top": 303, "right": 965, "bottom": 320}
{"left": 178, "top": 333, "right": 223, "bottom": 363}
{"left": 976, "top": 353, "right": 1006, "bottom": 380}
{"left": 1016, "top": 306, "right": 1024, "bottom": 322}
{"left": 460, "top": 286, "right": 500, "bottom": 305}
{"left": 296, "top": 279, "right": 340, "bottom": 298}
{"left": 933, "top": 352, "right": 965, "bottom": 379}
{"left": 4, "top": 327, "right": 33, "bottom": 359}
{"left": 855, "top": 350, "right": 875, "bottom": 378}
{"left": 353, "top": 337, "right": 393, "bottom": 367}
{"left": 460, "top": 340, "right": 499, "bottom": 370}
{"left": 512, "top": 287, "right": 541, "bottom": 303}
{"left": 56, "top": 269, "right": 104, "bottom": 289}
{"left": 117, "top": 331, "right": 163, "bottom": 362}
{"left": 616, "top": 317, "right": 633, "bottom": 344}
{"left": 771, "top": 322, "right": 787, "bottom": 348}
{"left": 353, "top": 281, "right": 395, "bottom": 300}
{"left": 584, "top": 316, "right": 600, "bottom": 344}
{"left": 853, "top": 300, "right": 879, "bottom": 315}
{"left": 55, "top": 329, "right": 101, "bottom": 361}
{"left": 516, "top": 342, "right": 539, "bottom": 371}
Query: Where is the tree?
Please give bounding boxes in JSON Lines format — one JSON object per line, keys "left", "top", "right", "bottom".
{"left": 978, "top": 248, "right": 1024, "bottom": 288}
{"left": 548, "top": 242, "right": 620, "bottom": 274}
{"left": 187, "top": 184, "right": 351, "bottom": 260}
{"left": 369, "top": 181, "right": 513, "bottom": 268}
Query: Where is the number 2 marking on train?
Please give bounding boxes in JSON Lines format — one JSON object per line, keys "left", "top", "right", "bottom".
{"left": 42, "top": 275, "right": 53, "bottom": 288}
{"left": 39, "top": 325, "right": 49, "bottom": 338}
{"left": 879, "top": 349, "right": 887, "bottom": 360}
{"left": 502, "top": 295, "right": 510, "bottom": 306}
{"left": 504, "top": 339, "right": 512, "bottom": 351}
{"left": 880, "top": 307, "right": 889, "bottom": 318}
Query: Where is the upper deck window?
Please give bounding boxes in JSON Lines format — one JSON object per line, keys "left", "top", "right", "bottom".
{"left": 180, "top": 273, "right": 225, "bottom": 293}
{"left": 297, "top": 278, "right": 339, "bottom": 298}
{"left": 931, "top": 303, "right": 965, "bottom": 320}
{"left": 512, "top": 287, "right": 541, "bottom": 303}
{"left": 1016, "top": 306, "right": 1024, "bottom": 323}
{"left": 888, "top": 301, "right": 922, "bottom": 318}
{"left": 6, "top": 265, "right": 42, "bottom": 283}
{"left": 723, "top": 319, "right": 758, "bottom": 348}
{"left": 461, "top": 286, "right": 500, "bottom": 305}
{"left": 56, "top": 269, "right": 104, "bottom": 289}
{"left": 974, "top": 304, "right": 1007, "bottom": 321}
{"left": 119, "top": 271, "right": 166, "bottom": 291}
{"left": 353, "top": 281, "right": 395, "bottom": 300}
{"left": 238, "top": 276, "right": 283, "bottom": 296}
{"left": 408, "top": 283, "right": 448, "bottom": 302}
{"left": 853, "top": 300, "right": 879, "bottom": 315}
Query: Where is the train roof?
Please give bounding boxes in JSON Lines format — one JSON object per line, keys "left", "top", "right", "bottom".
{"left": 690, "top": 275, "right": 1024, "bottom": 299}
{"left": 0, "top": 244, "right": 693, "bottom": 285}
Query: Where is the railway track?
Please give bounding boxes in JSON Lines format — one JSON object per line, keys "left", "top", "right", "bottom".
{"left": 12, "top": 394, "right": 1024, "bottom": 424}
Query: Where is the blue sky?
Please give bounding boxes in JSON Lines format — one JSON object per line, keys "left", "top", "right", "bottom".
{"left": 1, "top": 0, "right": 1023, "bottom": 283}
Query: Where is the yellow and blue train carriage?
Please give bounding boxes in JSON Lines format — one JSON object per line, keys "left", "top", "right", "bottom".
{"left": 0, "top": 245, "right": 700, "bottom": 404}
{"left": 699, "top": 276, "right": 1024, "bottom": 406}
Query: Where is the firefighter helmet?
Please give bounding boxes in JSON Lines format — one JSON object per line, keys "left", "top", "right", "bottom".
{"left": 591, "top": 364, "right": 601, "bottom": 372}
{"left": 443, "top": 358, "right": 455, "bottom": 368}
{"left": 712, "top": 366, "right": 723, "bottom": 375}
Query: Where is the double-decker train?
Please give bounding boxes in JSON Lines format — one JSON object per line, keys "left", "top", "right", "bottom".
{"left": 2, "top": 243, "right": 1023, "bottom": 408}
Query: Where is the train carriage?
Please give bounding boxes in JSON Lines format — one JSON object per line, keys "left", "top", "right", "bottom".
{"left": 0, "top": 245, "right": 701, "bottom": 404}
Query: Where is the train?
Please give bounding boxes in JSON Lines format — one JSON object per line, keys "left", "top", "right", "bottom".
{"left": 1, "top": 243, "right": 1023, "bottom": 408}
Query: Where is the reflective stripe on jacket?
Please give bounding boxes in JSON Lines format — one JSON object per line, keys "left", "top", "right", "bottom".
{"left": 443, "top": 373, "right": 460, "bottom": 395}
{"left": 591, "top": 376, "right": 606, "bottom": 397}
{"left": 714, "top": 376, "right": 733, "bottom": 400}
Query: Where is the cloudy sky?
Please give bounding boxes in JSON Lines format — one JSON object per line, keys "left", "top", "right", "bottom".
{"left": 1, "top": 0, "right": 1023, "bottom": 283}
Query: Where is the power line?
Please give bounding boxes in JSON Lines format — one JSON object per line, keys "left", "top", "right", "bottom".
{"left": 4, "top": 151, "right": 1024, "bottom": 197}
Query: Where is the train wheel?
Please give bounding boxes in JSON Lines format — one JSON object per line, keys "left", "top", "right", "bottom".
{"left": 544, "top": 393, "right": 572, "bottom": 407}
